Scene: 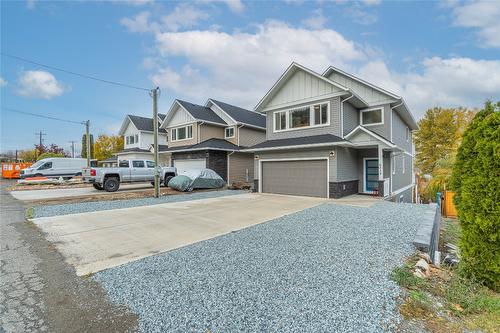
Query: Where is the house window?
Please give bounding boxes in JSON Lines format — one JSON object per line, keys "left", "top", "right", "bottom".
{"left": 273, "top": 102, "right": 329, "bottom": 132}
{"left": 361, "top": 108, "right": 383, "bottom": 126}
{"left": 171, "top": 125, "right": 193, "bottom": 141}
{"left": 126, "top": 135, "right": 137, "bottom": 145}
{"left": 225, "top": 127, "right": 235, "bottom": 138}
{"left": 135, "top": 134, "right": 139, "bottom": 144}
{"left": 125, "top": 136, "right": 129, "bottom": 144}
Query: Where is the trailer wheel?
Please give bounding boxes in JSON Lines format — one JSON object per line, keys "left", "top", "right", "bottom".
{"left": 104, "top": 177, "right": 120, "bottom": 192}
{"left": 93, "top": 183, "right": 104, "bottom": 190}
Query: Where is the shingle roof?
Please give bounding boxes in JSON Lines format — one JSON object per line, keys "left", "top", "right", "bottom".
{"left": 177, "top": 100, "right": 226, "bottom": 125}
{"left": 246, "top": 134, "right": 346, "bottom": 150}
{"left": 128, "top": 115, "right": 167, "bottom": 133}
{"left": 159, "top": 138, "right": 241, "bottom": 153}
{"left": 210, "top": 99, "right": 266, "bottom": 128}
{"left": 115, "top": 147, "right": 152, "bottom": 154}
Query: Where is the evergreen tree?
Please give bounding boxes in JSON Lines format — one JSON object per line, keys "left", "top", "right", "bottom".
{"left": 81, "top": 134, "right": 94, "bottom": 158}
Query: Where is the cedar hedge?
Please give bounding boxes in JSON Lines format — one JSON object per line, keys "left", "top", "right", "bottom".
{"left": 450, "top": 101, "right": 500, "bottom": 291}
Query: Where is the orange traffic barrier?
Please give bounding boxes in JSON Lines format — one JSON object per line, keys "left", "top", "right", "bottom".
{"left": 1, "top": 162, "right": 32, "bottom": 179}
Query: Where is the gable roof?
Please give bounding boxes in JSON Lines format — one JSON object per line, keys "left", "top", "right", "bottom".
{"left": 176, "top": 100, "right": 226, "bottom": 125}
{"left": 118, "top": 114, "right": 167, "bottom": 135}
{"left": 344, "top": 125, "right": 397, "bottom": 148}
{"left": 158, "top": 138, "right": 241, "bottom": 153}
{"left": 208, "top": 99, "right": 266, "bottom": 129}
{"left": 254, "top": 62, "right": 351, "bottom": 112}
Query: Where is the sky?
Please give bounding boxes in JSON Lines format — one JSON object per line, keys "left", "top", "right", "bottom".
{"left": 1, "top": 0, "right": 499, "bottom": 155}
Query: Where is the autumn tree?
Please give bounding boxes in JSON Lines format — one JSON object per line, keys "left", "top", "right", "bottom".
{"left": 18, "top": 150, "right": 38, "bottom": 162}
{"left": 93, "top": 134, "right": 124, "bottom": 161}
{"left": 414, "top": 107, "right": 475, "bottom": 175}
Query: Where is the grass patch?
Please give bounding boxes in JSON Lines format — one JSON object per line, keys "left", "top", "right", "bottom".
{"left": 391, "top": 262, "right": 428, "bottom": 290}
{"left": 25, "top": 207, "right": 34, "bottom": 219}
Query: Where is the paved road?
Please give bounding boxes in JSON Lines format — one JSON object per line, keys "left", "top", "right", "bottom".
{"left": 32, "top": 193, "right": 326, "bottom": 276}
{"left": 10, "top": 183, "right": 151, "bottom": 201}
{"left": 0, "top": 179, "right": 138, "bottom": 333}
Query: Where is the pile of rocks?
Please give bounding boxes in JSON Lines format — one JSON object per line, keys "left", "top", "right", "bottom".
{"left": 413, "top": 252, "right": 432, "bottom": 278}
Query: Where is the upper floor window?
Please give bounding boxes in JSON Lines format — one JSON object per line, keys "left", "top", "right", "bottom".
{"left": 125, "top": 134, "right": 139, "bottom": 145}
{"left": 274, "top": 102, "right": 329, "bottom": 132}
{"left": 171, "top": 125, "right": 193, "bottom": 141}
{"left": 361, "top": 108, "right": 383, "bottom": 126}
{"left": 225, "top": 127, "right": 235, "bottom": 138}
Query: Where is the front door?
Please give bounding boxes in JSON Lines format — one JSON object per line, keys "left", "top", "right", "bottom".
{"left": 364, "top": 158, "right": 379, "bottom": 193}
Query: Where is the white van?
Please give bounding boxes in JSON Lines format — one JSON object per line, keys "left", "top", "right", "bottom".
{"left": 20, "top": 158, "right": 90, "bottom": 179}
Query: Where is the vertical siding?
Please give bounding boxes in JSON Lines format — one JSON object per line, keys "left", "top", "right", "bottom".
{"left": 336, "top": 147, "right": 358, "bottom": 181}
{"left": 238, "top": 127, "right": 266, "bottom": 147}
{"left": 265, "top": 96, "right": 341, "bottom": 140}
{"left": 228, "top": 152, "right": 254, "bottom": 185}
{"left": 267, "top": 69, "right": 343, "bottom": 109}
{"left": 343, "top": 101, "right": 359, "bottom": 136}
{"left": 167, "top": 123, "right": 199, "bottom": 147}
{"left": 391, "top": 111, "right": 412, "bottom": 152}
{"left": 123, "top": 123, "right": 140, "bottom": 149}
{"left": 200, "top": 124, "right": 224, "bottom": 142}
{"left": 168, "top": 105, "right": 195, "bottom": 127}
{"left": 363, "top": 104, "right": 391, "bottom": 140}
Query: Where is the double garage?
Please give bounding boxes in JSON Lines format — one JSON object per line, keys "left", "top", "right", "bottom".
{"left": 259, "top": 159, "right": 329, "bottom": 198}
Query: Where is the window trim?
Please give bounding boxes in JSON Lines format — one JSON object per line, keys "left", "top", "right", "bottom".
{"left": 171, "top": 124, "right": 194, "bottom": 142}
{"left": 225, "top": 127, "right": 235, "bottom": 138}
{"left": 360, "top": 107, "right": 384, "bottom": 127}
{"left": 272, "top": 101, "right": 330, "bottom": 133}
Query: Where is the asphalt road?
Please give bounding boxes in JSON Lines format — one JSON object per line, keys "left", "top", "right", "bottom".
{"left": 0, "top": 178, "right": 138, "bottom": 333}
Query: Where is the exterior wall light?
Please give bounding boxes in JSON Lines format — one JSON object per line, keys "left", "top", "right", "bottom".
{"left": 329, "top": 151, "right": 335, "bottom": 158}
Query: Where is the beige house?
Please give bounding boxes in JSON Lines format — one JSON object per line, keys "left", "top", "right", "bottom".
{"left": 159, "top": 99, "right": 266, "bottom": 186}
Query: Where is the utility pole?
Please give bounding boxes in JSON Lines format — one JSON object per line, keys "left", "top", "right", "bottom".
{"left": 69, "top": 141, "right": 76, "bottom": 158}
{"left": 35, "top": 131, "right": 46, "bottom": 158}
{"left": 85, "top": 120, "right": 91, "bottom": 166}
{"left": 151, "top": 87, "right": 160, "bottom": 198}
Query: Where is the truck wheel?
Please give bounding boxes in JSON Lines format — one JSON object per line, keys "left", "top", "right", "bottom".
{"left": 164, "top": 175, "right": 174, "bottom": 187}
{"left": 93, "top": 184, "right": 103, "bottom": 190}
{"left": 104, "top": 178, "right": 120, "bottom": 192}
{"left": 33, "top": 173, "right": 43, "bottom": 177}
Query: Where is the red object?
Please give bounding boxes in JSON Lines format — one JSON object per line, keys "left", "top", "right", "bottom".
{"left": 372, "top": 189, "right": 379, "bottom": 197}
{"left": 90, "top": 169, "right": 96, "bottom": 176}
{"left": 1, "top": 162, "right": 33, "bottom": 179}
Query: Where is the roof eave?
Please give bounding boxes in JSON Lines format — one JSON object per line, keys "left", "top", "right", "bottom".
{"left": 242, "top": 141, "right": 353, "bottom": 152}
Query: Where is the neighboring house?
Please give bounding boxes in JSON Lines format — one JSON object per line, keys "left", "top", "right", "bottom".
{"left": 245, "top": 62, "right": 418, "bottom": 202}
{"left": 116, "top": 114, "right": 170, "bottom": 165}
{"left": 159, "top": 99, "right": 266, "bottom": 185}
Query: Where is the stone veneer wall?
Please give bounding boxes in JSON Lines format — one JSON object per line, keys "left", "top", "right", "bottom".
{"left": 329, "top": 180, "right": 359, "bottom": 198}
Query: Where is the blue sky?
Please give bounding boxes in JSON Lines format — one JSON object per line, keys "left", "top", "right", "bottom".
{"left": 1, "top": 0, "right": 499, "bottom": 154}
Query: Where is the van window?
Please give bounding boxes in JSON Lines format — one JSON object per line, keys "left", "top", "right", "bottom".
{"left": 132, "top": 160, "right": 145, "bottom": 168}
{"left": 38, "top": 162, "right": 52, "bottom": 170}
{"left": 119, "top": 160, "right": 129, "bottom": 168}
{"left": 146, "top": 161, "right": 155, "bottom": 168}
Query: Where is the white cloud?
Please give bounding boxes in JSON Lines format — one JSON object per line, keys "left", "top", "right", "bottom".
{"left": 120, "top": 11, "right": 156, "bottom": 33}
{"left": 151, "top": 20, "right": 365, "bottom": 107}
{"left": 450, "top": 0, "right": 500, "bottom": 48}
{"left": 0, "top": 77, "right": 7, "bottom": 87}
{"left": 345, "top": 4, "right": 378, "bottom": 25}
{"left": 222, "top": 0, "right": 245, "bottom": 13}
{"left": 26, "top": 0, "right": 36, "bottom": 10}
{"left": 361, "top": 0, "right": 381, "bottom": 6}
{"left": 16, "top": 70, "right": 65, "bottom": 99}
{"left": 113, "top": 0, "right": 154, "bottom": 6}
{"left": 301, "top": 8, "right": 328, "bottom": 29}
{"left": 162, "top": 4, "right": 209, "bottom": 31}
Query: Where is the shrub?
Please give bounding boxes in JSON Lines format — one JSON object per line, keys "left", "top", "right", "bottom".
{"left": 450, "top": 101, "right": 500, "bottom": 291}
{"left": 36, "top": 152, "right": 66, "bottom": 161}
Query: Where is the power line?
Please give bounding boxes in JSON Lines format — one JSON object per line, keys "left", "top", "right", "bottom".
{"left": 1, "top": 52, "right": 150, "bottom": 92}
{"left": 2, "top": 107, "right": 86, "bottom": 125}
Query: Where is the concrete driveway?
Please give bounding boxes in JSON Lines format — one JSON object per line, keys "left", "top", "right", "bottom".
{"left": 10, "top": 183, "right": 151, "bottom": 201}
{"left": 32, "top": 193, "right": 326, "bottom": 276}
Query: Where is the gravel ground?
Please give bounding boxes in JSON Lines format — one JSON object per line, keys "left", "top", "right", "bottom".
{"left": 33, "top": 189, "right": 245, "bottom": 218}
{"left": 94, "top": 201, "right": 430, "bottom": 333}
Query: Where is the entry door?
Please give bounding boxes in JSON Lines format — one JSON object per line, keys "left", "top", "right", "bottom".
{"left": 364, "top": 159, "right": 379, "bottom": 193}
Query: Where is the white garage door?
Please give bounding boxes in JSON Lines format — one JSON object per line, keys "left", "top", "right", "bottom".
{"left": 174, "top": 159, "right": 206, "bottom": 175}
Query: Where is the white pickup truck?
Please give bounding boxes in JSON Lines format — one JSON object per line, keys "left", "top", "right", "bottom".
{"left": 82, "top": 159, "right": 177, "bottom": 192}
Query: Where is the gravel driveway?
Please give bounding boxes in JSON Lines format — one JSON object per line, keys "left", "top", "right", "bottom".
{"left": 94, "top": 201, "right": 430, "bottom": 333}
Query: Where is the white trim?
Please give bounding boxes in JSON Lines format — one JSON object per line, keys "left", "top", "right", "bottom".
{"left": 340, "top": 95, "right": 355, "bottom": 138}
{"left": 260, "top": 91, "right": 347, "bottom": 113}
{"left": 344, "top": 125, "right": 396, "bottom": 148}
{"left": 360, "top": 107, "right": 384, "bottom": 127}
{"left": 322, "top": 65, "right": 401, "bottom": 100}
{"left": 243, "top": 141, "right": 352, "bottom": 152}
{"left": 165, "top": 147, "right": 239, "bottom": 153}
{"left": 392, "top": 183, "right": 415, "bottom": 196}
{"left": 161, "top": 100, "right": 196, "bottom": 129}
{"left": 254, "top": 62, "right": 348, "bottom": 112}
{"left": 170, "top": 124, "right": 193, "bottom": 142}
{"left": 273, "top": 101, "right": 330, "bottom": 133}
{"left": 225, "top": 126, "right": 235, "bottom": 139}
{"left": 206, "top": 100, "right": 238, "bottom": 124}
{"left": 362, "top": 157, "right": 379, "bottom": 194}
{"left": 392, "top": 154, "right": 396, "bottom": 175}
{"left": 258, "top": 157, "right": 329, "bottom": 198}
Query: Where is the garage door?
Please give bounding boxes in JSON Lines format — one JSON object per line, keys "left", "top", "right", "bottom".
{"left": 261, "top": 160, "right": 328, "bottom": 198}
{"left": 174, "top": 159, "right": 206, "bottom": 175}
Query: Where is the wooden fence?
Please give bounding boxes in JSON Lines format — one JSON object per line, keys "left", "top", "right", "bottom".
{"left": 443, "top": 191, "right": 458, "bottom": 218}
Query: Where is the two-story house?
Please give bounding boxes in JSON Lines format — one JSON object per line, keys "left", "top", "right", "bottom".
{"left": 116, "top": 114, "right": 170, "bottom": 165}
{"left": 159, "top": 99, "right": 266, "bottom": 185}
{"left": 245, "top": 62, "right": 418, "bottom": 202}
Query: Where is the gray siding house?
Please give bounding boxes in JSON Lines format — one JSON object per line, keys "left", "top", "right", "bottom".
{"left": 245, "top": 62, "right": 418, "bottom": 202}
{"left": 159, "top": 99, "right": 266, "bottom": 185}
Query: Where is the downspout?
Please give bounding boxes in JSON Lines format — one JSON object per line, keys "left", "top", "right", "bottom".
{"left": 236, "top": 124, "right": 244, "bottom": 146}
{"left": 340, "top": 94, "right": 355, "bottom": 138}
{"left": 227, "top": 150, "right": 236, "bottom": 185}
{"left": 198, "top": 121, "right": 205, "bottom": 144}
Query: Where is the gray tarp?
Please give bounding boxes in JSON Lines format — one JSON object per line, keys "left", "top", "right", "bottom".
{"left": 168, "top": 169, "right": 225, "bottom": 192}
